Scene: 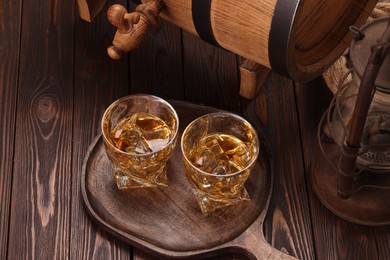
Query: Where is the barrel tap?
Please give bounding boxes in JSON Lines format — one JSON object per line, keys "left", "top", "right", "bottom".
{"left": 107, "top": 0, "right": 164, "bottom": 59}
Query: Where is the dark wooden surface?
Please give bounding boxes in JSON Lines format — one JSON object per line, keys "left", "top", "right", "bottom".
{"left": 0, "top": 1, "right": 389, "bottom": 260}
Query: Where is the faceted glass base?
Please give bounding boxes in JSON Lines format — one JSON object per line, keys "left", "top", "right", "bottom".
{"left": 193, "top": 187, "right": 250, "bottom": 213}
{"left": 114, "top": 168, "right": 168, "bottom": 189}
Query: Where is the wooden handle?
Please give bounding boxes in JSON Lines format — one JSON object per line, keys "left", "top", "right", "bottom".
{"left": 240, "top": 238, "right": 297, "bottom": 260}
{"left": 209, "top": 212, "right": 298, "bottom": 260}
{"left": 107, "top": 0, "right": 164, "bottom": 59}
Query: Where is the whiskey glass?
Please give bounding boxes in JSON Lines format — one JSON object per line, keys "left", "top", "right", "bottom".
{"left": 181, "top": 112, "right": 259, "bottom": 213}
{"left": 102, "top": 94, "right": 179, "bottom": 189}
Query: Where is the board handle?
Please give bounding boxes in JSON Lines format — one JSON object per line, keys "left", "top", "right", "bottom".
{"left": 217, "top": 219, "right": 298, "bottom": 260}
{"left": 238, "top": 238, "right": 297, "bottom": 260}
{"left": 107, "top": 0, "right": 164, "bottom": 59}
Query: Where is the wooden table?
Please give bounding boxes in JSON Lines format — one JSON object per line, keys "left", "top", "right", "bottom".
{"left": 1, "top": 0, "right": 389, "bottom": 259}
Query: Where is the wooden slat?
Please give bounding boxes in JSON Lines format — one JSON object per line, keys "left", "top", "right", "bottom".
{"left": 295, "top": 78, "right": 390, "bottom": 259}
{"left": 0, "top": 1, "right": 21, "bottom": 259}
{"left": 375, "top": 226, "right": 390, "bottom": 260}
{"left": 71, "top": 0, "right": 133, "bottom": 259}
{"left": 244, "top": 74, "right": 316, "bottom": 259}
{"left": 6, "top": 0, "right": 75, "bottom": 258}
{"left": 182, "top": 31, "right": 240, "bottom": 113}
{"left": 129, "top": 2, "right": 184, "bottom": 99}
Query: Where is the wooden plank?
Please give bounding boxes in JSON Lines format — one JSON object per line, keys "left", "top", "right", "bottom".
{"left": 6, "top": 0, "right": 75, "bottom": 258}
{"left": 182, "top": 31, "right": 240, "bottom": 113}
{"left": 244, "top": 74, "right": 316, "bottom": 259}
{"left": 375, "top": 225, "right": 390, "bottom": 260}
{"left": 71, "top": 0, "right": 133, "bottom": 259}
{"left": 0, "top": 1, "right": 21, "bottom": 259}
{"left": 129, "top": 2, "right": 184, "bottom": 99}
{"left": 295, "top": 78, "right": 390, "bottom": 259}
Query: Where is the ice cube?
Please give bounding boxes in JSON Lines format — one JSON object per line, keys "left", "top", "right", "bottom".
{"left": 133, "top": 114, "right": 171, "bottom": 152}
{"left": 145, "top": 138, "right": 169, "bottom": 151}
{"left": 117, "top": 129, "right": 140, "bottom": 151}
{"left": 212, "top": 165, "right": 227, "bottom": 175}
{"left": 228, "top": 158, "right": 245, "bottom": 173}
{"left": 206, "top": 139, "right": 224, "bottom": 156}
{"left": 143, "top": 127, "right": 170, "bottom": 141}
{"left": 193, "top": 150, "right": 219, "bottom": 173}
{"left": 133, "top": 138, "right": 153, "bottom": 154}
{"left": 113, "top": 128, "right": 123, "bottom": 139}
{"left": 143, "top": 127, "right": 170, "bottom": 151}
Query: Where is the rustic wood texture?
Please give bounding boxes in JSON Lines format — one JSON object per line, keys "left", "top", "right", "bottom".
{"left": 2, "top": 0, "right": 390, "bottom": 260}
{"left": 244, "top": 74, "right": 316, "bottom": 260}
{"left": 7, "top": 0, "right": 75, "bottom": 258}
{"left": 129, "top": 1, "right": 184, "bottom": 100}
{"left": 182, "top": 31, "right": 241, "bottom": 113}
{"left": 0, "top": 1, "right": 21, "bottom": 259}
{"left": 107, "top": 1, "right": 164, "bottom": 60}
{"left": 71, "top": 0, "right": 133, "bottom": 259}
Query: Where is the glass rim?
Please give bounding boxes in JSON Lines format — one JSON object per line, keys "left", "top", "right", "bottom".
{"left": 101, "top": 94, "right": 179, "bottom": 156}
{"left": 180, "top": 112, "right": 260, "bottom": 177}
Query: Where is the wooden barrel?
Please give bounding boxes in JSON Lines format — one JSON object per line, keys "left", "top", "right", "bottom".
{"left": 129, "top": 0, "right": 377, "bottom": 81}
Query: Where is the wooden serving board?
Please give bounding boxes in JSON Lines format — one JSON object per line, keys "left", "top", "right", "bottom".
{"left": 81, "top": 101, "right": 295, "bottom": 259}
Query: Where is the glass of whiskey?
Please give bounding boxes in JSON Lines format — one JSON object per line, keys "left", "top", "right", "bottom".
{"left": 181, "top": 112, "right": 259, "bottom": 213}
{"left": 101, "top": 94, "right": 179, "bottom": 189}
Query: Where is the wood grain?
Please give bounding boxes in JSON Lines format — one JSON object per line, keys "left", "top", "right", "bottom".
{"left": 295, "top": 78, "right": 390, "bottom": 260}
{"left": 129, "top": 2, "right": 184, "bottom": 100}
{"left": 182, "top": 31, "right": 240, "bottom": 113}
{"left": 143, "top": 0, "right": 376, "bottom": 80}
{"left": 150, "top": 0, "right": 275, "bottom": 66}
{"left": 3, "top": 0, "right": 389, "bottom": 259}
{"left": 80, "top": 0, "right": 376, "bottom": 79}
{"left": 0, "top": 1, "right": 21, "bottom": 259}
{"left": 244, "top": 74, "right": 316, "bottom": 259}
{"left": 129, "top": 0, "right": 241, "bottom": 111}
{"left": 6, "top": 0, "right": 75, "bottom": 258}
{"left": 71, "top": 0, "right": 133, "bottom": 259}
